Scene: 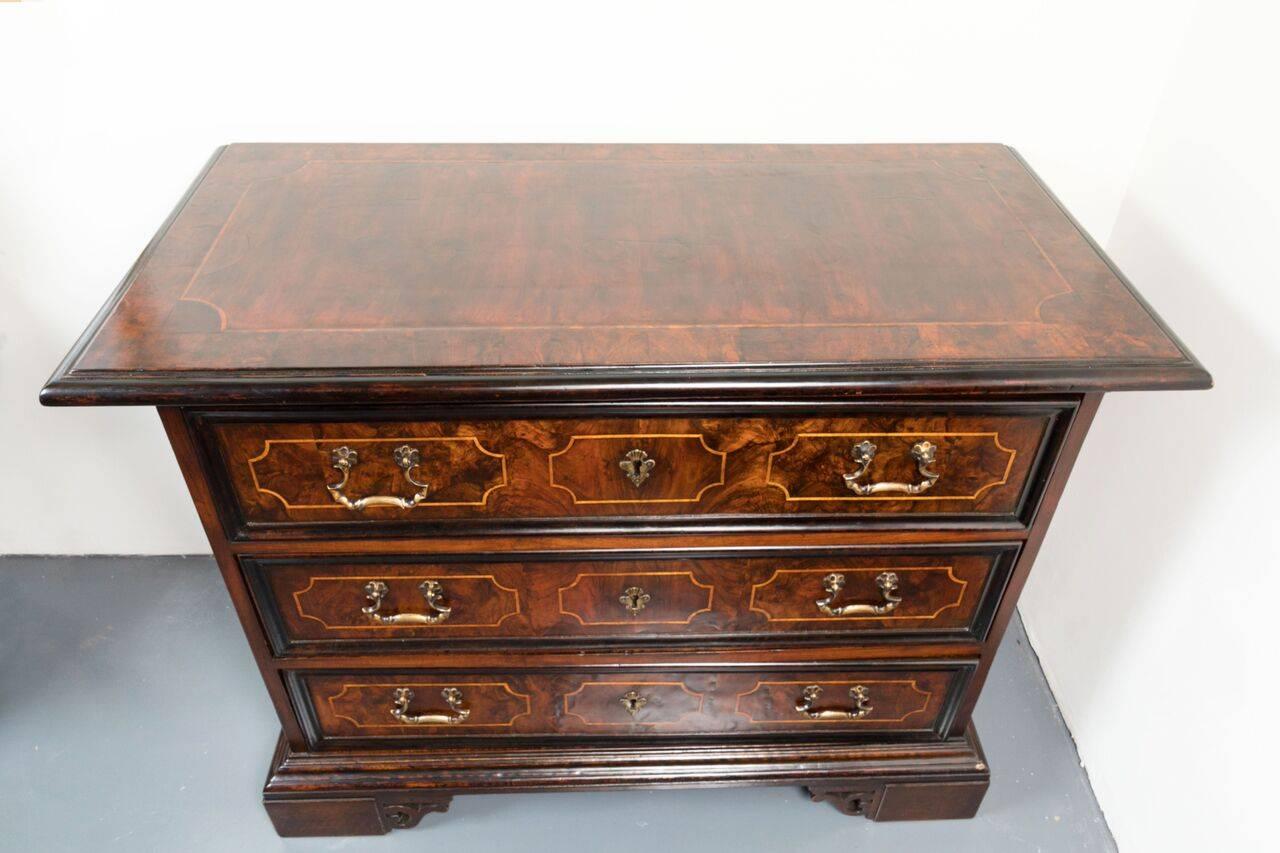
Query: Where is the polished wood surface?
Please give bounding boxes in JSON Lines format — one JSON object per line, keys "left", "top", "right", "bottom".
{"left": 41, "top": 145, "right": 1210, "bottom": 835}
{"left": 244, "top": 547, "right": 1014, "bottom": 653}
{"left": 263, "top": 726, "right": 991, "bottom": 831}
{"left": 294, "top": 665, "right": 966, "bottom": 744}
{"left": 41, "top": 144, "right": 1209, "bottom": 406}
{"left": 200, "top": 407, "right": 1061, "bottom": 536}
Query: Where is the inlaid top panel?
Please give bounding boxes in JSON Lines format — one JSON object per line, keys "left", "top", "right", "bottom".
{"left": 44, "top": 144, "right": 1208, "bottom": 404}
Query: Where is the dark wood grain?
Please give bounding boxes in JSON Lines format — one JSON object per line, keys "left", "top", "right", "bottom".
{"left": 808, "top": 779, "right": 988, "bottom": 820}
{"left": 265, "top": 795, "right": 451, "bottom": 837}
{"left": 293, "top": 665, "right": 967, "bottom": 746}
{"left": 244, "top": 547, "right": 1015, "bottom": 654}
{"left": 157, "top": 408, "right": 308, "bottom": 748}
{"left": 261, "top": 726, "right": 991, "bottom": 833}
{"left": 41, "top": 144, "right": 1209, "bottom": 406}
{"left": 199, "top": 407, "right": 1060, "bottom": 536}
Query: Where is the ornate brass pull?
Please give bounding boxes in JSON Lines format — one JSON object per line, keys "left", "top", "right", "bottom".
{"left": 816, "top": 572, "right": 902, "bottom": 617}
{"left": 619, "top": 586, "right": 651, "bottom": 615}
{"left": 795, "top": 684, "right": 873, "bottom": 720}
{"left": 842, "top": 440, "right": 940, "bottom": 496}
{"left": 619, "top": 690, "right": 648, "bottom": 718}
{"left": 390, "top": 687, "right": 470, "bottom": 725}
{"left": 363, "top": 580, "right": 453, "bottom": 625}
{"left": 326, "top": 445, "right": 431, "bottom": 511}
{"left": 619, "top": 448, "right": 655, "bottom": 488}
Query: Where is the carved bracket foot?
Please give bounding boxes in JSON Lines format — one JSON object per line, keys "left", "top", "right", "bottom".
{"left": 806, "top": 776, "right": 990, "bottom": 821}
{"left": 379, "top": 796, "right": 451, "bottom": 831}
{"left": 805, "top": 785, "right": 879, "bottom": 817}
{"left": 265, "top": 793, "right": 453, "bottom": 836}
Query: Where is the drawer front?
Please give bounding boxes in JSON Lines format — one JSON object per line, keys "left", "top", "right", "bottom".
{"left": 245, "top": 546, "right": 1016, "bottom": 655}
{"left": 198, "top": 406, "right": 1065, "bottom": 537}
{"left": 291, "top": 665, "right": 972, "bottom": 746}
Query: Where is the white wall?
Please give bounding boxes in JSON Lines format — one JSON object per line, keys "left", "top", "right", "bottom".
{"left": 1018, "top": 1, "right": 1280, "bottom": 849}
{"left": 2, "top": 1, "right": 1274, "bottom": 849}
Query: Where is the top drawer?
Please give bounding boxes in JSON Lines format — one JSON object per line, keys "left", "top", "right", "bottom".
{"left": 193, "top": 404, "right": 1069, "bottom": 539}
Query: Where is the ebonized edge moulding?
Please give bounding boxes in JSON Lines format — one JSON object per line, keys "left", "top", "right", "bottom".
{"left": 41, "top": 143, "right": 1210, "bottom": 836}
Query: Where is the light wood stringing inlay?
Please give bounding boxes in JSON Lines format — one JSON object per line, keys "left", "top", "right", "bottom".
{"left": 560, "top": 681, "right": 706, "bottom": 728}
{"left": 764, "top": 432, "right": 1017, "bottom": 502}
{"left": 247, "top": 436, "right": 509, "bottom": 510}
{"left": 327, "top": 681, "right": 533, "bottom": 729}
{"left": 556, "top": 571, "right": 715, "bottom": 626}
{"left": 747, "top": 567, "right": 969, "bottom": 623}
{"left": 291, "top": 574, "right": 521, "bottom": 630}
{"left": 733, "top": 679, "right": 933, "bottom": 724}
{"left": 175, "top": 156, "right": 1077, "bottom": 334}
{"left": 547, "top": 433, "right": 728, "bottom": 505}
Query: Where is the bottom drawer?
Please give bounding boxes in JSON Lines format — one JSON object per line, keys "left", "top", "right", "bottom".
{"left": 289, "top": 665, "right": 973, "bottom": 747}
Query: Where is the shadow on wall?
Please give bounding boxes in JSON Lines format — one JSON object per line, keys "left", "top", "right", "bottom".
{"left": 1021, "top": 195, "right": 1278, "bottom": 729}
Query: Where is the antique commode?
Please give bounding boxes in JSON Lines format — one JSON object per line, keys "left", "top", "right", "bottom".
{"left": 42, "top": 144, "right": 1209, "bottom": 836}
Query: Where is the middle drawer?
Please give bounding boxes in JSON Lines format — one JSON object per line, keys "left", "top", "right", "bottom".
{"left": 244, "top": 545, "right": 1017, "bottom": 655}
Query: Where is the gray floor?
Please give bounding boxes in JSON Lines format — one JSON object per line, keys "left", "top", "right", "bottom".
{"left": 0, "top": 556, "right": 1115, "bottom": 852}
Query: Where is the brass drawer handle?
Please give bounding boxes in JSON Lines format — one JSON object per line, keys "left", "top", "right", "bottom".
{"left": 390, "top": 687, "right": 470, "bottom": 725}
{"left": 326, "top": 445, "right": 431, "bottom": 510}
{"left": 619, "top": 690, "right": 648, "bottom": 718}
{"left": 795, "top": 684, "right": 872, "bottom": 720}
{"left": 842, "top": 440, "right": 939, "bottom": 496}
{"left": 363, "top": 580, "right": 452, "bottom": 625}
{"left": 816, "top": 571, "right": 902, "bottom": 617}
{"left": 619, "top": 448, "right": 655, "bottom": 487}
{"left": 619, "top": 586, "right": 651, "bottom": 615}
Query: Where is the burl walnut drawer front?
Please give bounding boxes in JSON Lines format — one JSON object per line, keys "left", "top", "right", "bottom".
{"left": 198, "top": 407, "right": 1064, "bottom": 537}
{"left": 291, "top": 666, "right": 971, "bottom": 746}
{"left": 244, "top": 547, "right": 1017, "bottom": 655}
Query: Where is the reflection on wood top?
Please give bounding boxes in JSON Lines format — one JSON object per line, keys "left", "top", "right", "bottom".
{"left": 42, "top": 143, "right": 1209, "bottom": 404}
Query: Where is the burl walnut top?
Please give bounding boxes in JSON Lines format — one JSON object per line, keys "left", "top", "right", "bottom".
{"left": 42, "top": 143, "right": 1208, "bottom": 405}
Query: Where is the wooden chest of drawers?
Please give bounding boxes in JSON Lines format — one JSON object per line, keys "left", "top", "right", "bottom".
{"left": 42, "top": 143, "right": 1209, "bottom": 836}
